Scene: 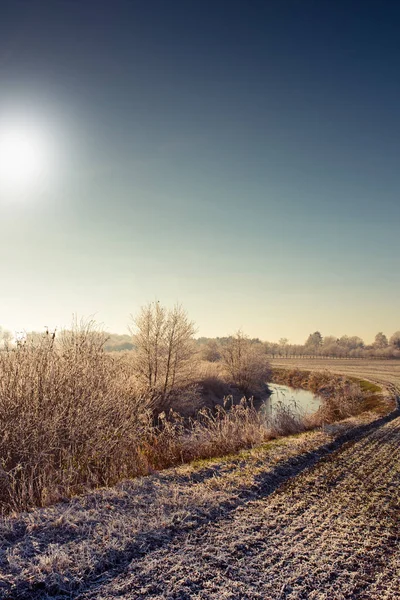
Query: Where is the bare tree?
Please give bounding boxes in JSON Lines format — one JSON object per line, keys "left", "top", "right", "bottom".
{"left": 200, "top": 339, "right": 221, "bottom": 362}
{"left": 220, "top": 330, "right": 270, "bottom": 394}
{"left": 389, "top": 331, "right": 400, "bottom": 350}
{"left": 373, "top": 332, "right": 389, "bottom": 349}
{"left": 0, "top": 327, "right": 12, "bottom": 349}
{"left": 305, "top": 331, "right": 323, "bottom": 355}
{"left": 278, "top": 337, "right": 289, "bottom": 357}
{"left": 130, "top": 302, "right": 197, "bottom": 410}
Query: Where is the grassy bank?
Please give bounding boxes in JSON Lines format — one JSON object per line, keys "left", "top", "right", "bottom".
{"left": 271, "top": 367, "right": 388, "bottom": 420}
{"left": 0, "top": 329, "right": 392, "bottom": 515}
{"left": 0, "top": 329, "right": 273, "bottom": 514}
{"left": 1, "top": 412, "right": 390, "bottom": 599}
{"left": 1, "top": 409, "right": 397, "bottom": 599}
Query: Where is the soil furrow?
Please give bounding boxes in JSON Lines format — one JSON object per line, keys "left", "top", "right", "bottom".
{"left": 2, "top": 406, "right": 399, "bottom": 599}
{"left": 79, "top": 416, "right": 400, "bottom": 599}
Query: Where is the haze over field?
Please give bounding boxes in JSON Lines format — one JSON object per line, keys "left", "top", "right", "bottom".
{"left": 1, "top": 1, "right": 400, "bottom": 341}
{"left": 1, "top": 4, "right": 400, "bottom": 598}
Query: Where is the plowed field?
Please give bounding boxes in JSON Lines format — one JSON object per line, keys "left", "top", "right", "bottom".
{"left": 1, "top": 363, "right": 399, "bottom": 600}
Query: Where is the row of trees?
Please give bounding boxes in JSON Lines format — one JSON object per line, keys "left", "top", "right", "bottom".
{"left": 263, "top": 330, "right": 400, "bottom": 358}
{"left": 197, "top": 330, "right": 400, "bottom": 360}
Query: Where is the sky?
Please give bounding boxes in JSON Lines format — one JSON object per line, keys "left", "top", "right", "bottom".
{"left": 0, "top": 0, "right": 399, "bottom": 343}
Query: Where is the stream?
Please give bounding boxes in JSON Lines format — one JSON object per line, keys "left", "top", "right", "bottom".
{"left": 264, "top": 383, "right": 322, "bottom": 415}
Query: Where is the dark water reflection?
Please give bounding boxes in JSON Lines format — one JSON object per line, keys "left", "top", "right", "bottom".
{"left": 264, "top": 383, "right": 322, "bottom": 416}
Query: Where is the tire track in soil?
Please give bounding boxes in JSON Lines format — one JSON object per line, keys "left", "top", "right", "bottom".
{"left": 80, "top": 415, "right": 400, "bottom": 599}
{"left": 4, "top": 392, "right": 399, "bottom": 600}
{"left": 69, "top": 406, "right": 400, "bottom": 600}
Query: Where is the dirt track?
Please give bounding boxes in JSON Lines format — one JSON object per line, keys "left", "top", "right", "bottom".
{"left": 79, "top": 413, "right": 400, "bottom": 600}
{"left": 1, "top": 368, "right": 399, "bottom": 599}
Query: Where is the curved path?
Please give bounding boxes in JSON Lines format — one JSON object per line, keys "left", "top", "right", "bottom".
{"left": 1, "top": 373, "right": 399, "bottom": 600}
{"left": 80, "top": 412, "right": 400, "bottom": 599}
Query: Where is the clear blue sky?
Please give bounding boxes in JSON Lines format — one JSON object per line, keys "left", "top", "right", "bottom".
{"left": 0, "top": 0, "right": 399, "bottom": 342}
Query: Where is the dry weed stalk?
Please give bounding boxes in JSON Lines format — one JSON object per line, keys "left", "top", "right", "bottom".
{"left": 0, "top": 322, "right": 152, "bottom": 512}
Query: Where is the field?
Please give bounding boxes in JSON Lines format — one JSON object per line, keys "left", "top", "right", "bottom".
{"left": 270, "top": 358, "right": 400, "bottom": 389}
{"left": 0, "top": 360, "right": 399, "bottom": 598}
{"left": 1, "top": 412, "right": 399, "bottom": 598}
{"left": 82, "top": 414, "right": 400, "bottom": 600}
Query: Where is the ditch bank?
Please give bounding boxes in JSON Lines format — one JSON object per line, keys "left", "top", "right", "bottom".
{"left": 270, "top": 367, "right": 392, "bottom": 418}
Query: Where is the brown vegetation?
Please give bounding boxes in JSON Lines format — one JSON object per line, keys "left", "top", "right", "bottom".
{"left": 144, "top": 400, "right": 270, "bottom": 470}
{"left": 1, "top": 306, "right": 396, "bottom": 518}
{"left": 0, "top": 323, "right": 152, "bottom": 512}
{"left": 0, "top": 317, "right": 272, "bottom": 514}
{"left": 1, "top": 412, "right": 398, "bottom": 599}
{"left": 271, "top": 366, "right": 388, "bottom": 425}
{"left": 219, "top": 330, "right": 270, "bottom": 395}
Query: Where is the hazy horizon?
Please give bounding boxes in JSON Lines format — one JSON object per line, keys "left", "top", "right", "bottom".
{"left": 1, "top": 315, "right": 398, "bottom": 347}
{"left": 1, "top": 1, "right": 399, "bottom": 343}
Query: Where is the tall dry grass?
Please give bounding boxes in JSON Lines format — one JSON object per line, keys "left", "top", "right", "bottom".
{"left": 0, "top": 324, "right": 152, "bottom": 512}
{"left": 145, "top": 398, "right": 271, "bottom": 469}
{"left": 0, "top": 325, "right": 275, "bottom": 513}
{"left": 1, "top": 329, "right": 374, "bottom": 514}
{"left": 267, "top": 400, "right": 307, "bottom": 437}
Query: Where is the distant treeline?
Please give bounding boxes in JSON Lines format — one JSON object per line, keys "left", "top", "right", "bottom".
{"left": 104, "top": 334, "right": 135, "bottom": 352}
{"left": 2, "top": 327, "right": 400, "bottom": 359}
{"left": 197, "top": 331, "right": 400, "bottom": 360}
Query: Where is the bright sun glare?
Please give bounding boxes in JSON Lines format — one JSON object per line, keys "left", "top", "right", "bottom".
{"left": 0, "top": 121, "right": 52, "bottom": 197}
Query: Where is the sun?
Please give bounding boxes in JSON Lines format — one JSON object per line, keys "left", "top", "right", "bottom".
{"left": 0, "top": 122, "right": 51, "bottom": 197}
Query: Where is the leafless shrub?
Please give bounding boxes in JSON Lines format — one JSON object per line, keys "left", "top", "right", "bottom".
{"left": 199, "top": 339, "right": 222, "bottom": 362}
{"left": 267, "top": 400, "right": 306, "bottom": 437}
{"left": 220, "top": 330, "right": 270, "bottom": 394}
{"left": 0, "top": 321, "right": 152, "bottom": 512}
{"left": 143, "top": 399, "right": 270, "bottom": 469}
{"left": 311, "top": 381, "right": 365, "bottom": 425}
{"left": 130, "top": 302, "right": 198, "bottom": 413}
